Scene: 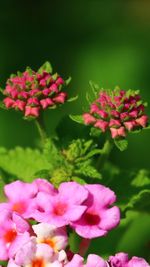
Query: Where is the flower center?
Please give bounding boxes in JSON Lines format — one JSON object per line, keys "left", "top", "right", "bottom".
{"left": 32, "top": 258, "right": 45, "bottom": 267}
{"left": 84, "top": 212, "right": 100, "bottom": 225}
{"left": 42, "top": 238, "right": 56, "bottom": 250}
{"left": 53, "top": 202, "right": 67, "bottom": 216}
{"left": 4, "top": 229, "right": 17, "bottom": 243}
{"left": 12, "top": 201, "right": 26, "bottom": 214}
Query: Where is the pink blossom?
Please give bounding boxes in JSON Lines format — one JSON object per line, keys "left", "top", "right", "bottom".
{"left": 109, "top": 252, "right": 150, "bottom": 267}
{"left": 53, "top": 92, "right": 67, "bottom": 104}
{"left": 82, "top": 88, "right": 149, "bottom": 139}
{"left": 27, "top": 97, "right": 39, "bottom": 106}
{"left": 3, "top": 97, "right": 15, "bottom": 108}
{"left": 13, "top": 100, "right": 26, "bottom": 111}
{"left": 33, "top": 178, "right": 57, "bottom": 195}
{"left": 66, "top": 254, "right": 108, "bottom": 267}
{"left": 0, "top": 180, "right": 37, "bottom": 218}
{"left": 32, "top": 223, "right": 68, "bottom": 252}
{"left": 71, "top": 184, "right": 120, "bottom": 238}
{"left": 33, "top": 182, "right": 88, "bottom": 227}
{"left": 0, "top": 210, "right": 30, "bottom": 260}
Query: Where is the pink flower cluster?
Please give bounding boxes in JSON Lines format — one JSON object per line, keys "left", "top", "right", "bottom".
{"left": 83, "top": 89, "right": 148, "bottom": 139}
{"left": 0, "top": 179, "right": 149, "bottom": 266}
{"left": 3, "top": 67, "right": 68, "bottom": 118}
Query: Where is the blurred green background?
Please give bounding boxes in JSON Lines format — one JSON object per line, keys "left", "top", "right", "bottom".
{"left": 0, "top": 0, "right": 150, "bottom": 260}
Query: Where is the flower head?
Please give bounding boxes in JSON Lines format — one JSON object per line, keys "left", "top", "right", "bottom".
{"left": 108, "top": 252, "right": 150, "bottom": 267}
{"left": 2, "top": 62, "right": 69, "bottom": 118}
{"left": 71, "top": 184, "right": 120, "bottom": 238}
{"left": 83, "top": 88, "right": 148, "bottom": 139}
{"left": 66, "top": 254, "right": 108, "bottom": 267}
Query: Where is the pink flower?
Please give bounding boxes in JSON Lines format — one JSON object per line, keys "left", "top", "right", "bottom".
{"left": 33, "top": 182, "right": 88, "bottom": 227}
{"left": 0, "top": 210, "right": 30, "bottom": 260}
{"left": 33, "top": 178, "right": 57, "bottom": 195}
{"left": 109, "top": 252, "right": 150, "bottom": 267}
{"left": 66, "top": 254, "right": 108, "bottom": 267}
{"left": 10, "top": 237, "right": 67, "bottom": 267}
{"left": 71, "top": 184, "right": 120, "bottom": 238}
{"left": 3, "top": 63, "right": 69, "bottom": 118}
{"left": 32, "top": 223, "right": 68, "bottom": 252}
{"left": 0, "top": 180, "right": 37, "bottom": 218}
{"left": 82, "top": 88, "right": 149, "bottom": 139}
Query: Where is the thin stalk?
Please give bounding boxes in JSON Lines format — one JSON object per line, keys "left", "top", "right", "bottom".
{"left": 34, "top": 113, "right": 47, "bottom": 146}
{"left": 96, "top": 138, "right": 113, "bottom": 170}
{"left": 78, "top": 238, "right": 91, "bottom": 257}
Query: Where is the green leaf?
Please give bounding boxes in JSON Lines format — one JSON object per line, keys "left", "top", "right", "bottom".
{"left": 38, "top": 61, "right": 52, "bottom": 74}
{"left": 65, "top": 76, "right": 72, "bottom": 85}
{"left": 69, "top": 115, "right": 84, "bottom": 124}
{"left": 75, "top": 160, "right": 102, "bottom": 179}
{"left": 89, "top": 80, "right": 100, "bottom": 97}
{"left": 0, "top": 147, "right": 51, "bottom": 182}
{"left": 124, "top": 189, "right": 150, "bottom": 214}
{"left": 90, "top": 127, "right": 102, "bottom": 137}
{"left": 131, "top": 169, "right": 150, "bottom": 187}
{"left": 114, "top": 139, "right": 128, "bottom": 151}
{"left": 67, "top": 95, "right": 78, "bottom": 102}
{"left": 72, "top": 176, "right": 87, "bottom": 184}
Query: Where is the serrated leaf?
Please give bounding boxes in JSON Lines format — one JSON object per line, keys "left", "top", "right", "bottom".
{"left": 75, "top": 161, "right": 102, "bottom": 179}
{"left": 0, "top": 147, "right": 51, "bottom": 181}
{"left": 124, "top": 190, "right": 150, "bottom": 214}
{"left": 67, "top": 95, "right": 78, "bottom": 103}
{"left": 114, "top": 139, "right": 128, "bottom": 151}
{"left": 38, "top": 61, "right": 52, "bottom": 74}
{"left": 69, "top": 115, "right": 84, "bottom": 124}
{"left": 33, "top": 169, "right": 50, "bottom": 179}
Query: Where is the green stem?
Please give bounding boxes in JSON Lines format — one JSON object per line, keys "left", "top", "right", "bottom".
{"left": 35, "top": 113, "right": 48, "bottom": 146}
{"left": 96, "top": 138, "right": 113, "bottom": 170}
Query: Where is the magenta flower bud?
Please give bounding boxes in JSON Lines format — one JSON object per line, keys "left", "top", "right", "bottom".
{"left": 14, "top": 100, "right": 26, "bottom": 111}
{"left": 53, "top": 92, "right": 67, "bottom": 104}
{"left": 39, "top": 79, "right": 47, "bottom": 87}
{"left": 27, "top": 97, "right": 39, "bottom": 106}
{"left": 40, "top": 98, "right": 54, "bottom": 109}
{"left": 83, "top": 113, "right": 96, "bottom": 124}
{"left": 29, "top": 89, "right": 40, "bottom": 97}
{"left": 97, "top": 109, "right": 108, "bottom": 118}
{"left": 42, "top": 88, "right": 51, "bottom": 96}
{"left": 120, "top": 112, "right": 129, "bottom": 120}
{"left": 129, "top": 109, "right": 138, "bottom": 118}
{"left": 111, "top": 110, "right": 120, "bottom": 118}
{"left": 10, "top": 89, "right": 19, "bottom": 99}
{"left": 109, "top": 119, "right": 121, "bottom": 128}
{"left": 56, "top": 77, "right": 64, "bottom": 85}
{"left": 3, "top": 97, "right": 15, "bottom": 108}
{"left": 94, "top": 119, "right": 109, "bottom": 132}
{"left": 49, "top": 84, "right": 59, "bottom": 93}
{"left": 136, "top": 115, "right": 148, "bottom": 127}
{"left": 25, "top": 106, "right": 40, "bottom": 117}
{"left": 110, "top": 126, "right": 126, "bottom": 139}
{"left": 124, "top": 120, "right": 137, "bottom": 131}
{"left": 18, "top": 91, "right": 29, "bottom": 99}
{"left": 90, "top": 103, "right": 100, "bottom": 113}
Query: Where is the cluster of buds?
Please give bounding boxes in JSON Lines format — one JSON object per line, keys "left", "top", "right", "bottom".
{"left": 83, "top": 88, "right": 148, "bottom": 139}
{"left": 0, "top": 179, "right": 149, "bottom": 267}
{"left": 2, "top": 63, "right": 69, "bottom": 118}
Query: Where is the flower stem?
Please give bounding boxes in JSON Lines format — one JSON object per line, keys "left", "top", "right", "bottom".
{"left": 78, "top": 238, "right": 91, "bottom": 257}
{"left": 35, "top": 113, "right": 48, "bottom": 146}
{"left": 96, "top": 138, "right": 113, "bottom": 170}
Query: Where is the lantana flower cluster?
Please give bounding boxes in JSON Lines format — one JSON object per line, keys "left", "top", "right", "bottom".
{"left": 83, "top": 88, "right": 148, "bottom": 139}
{"left": 0, "top": 179, "right": 149, "bottom": 267}
{"left": 3, "top": 66, "right": 68, "bottom": 118}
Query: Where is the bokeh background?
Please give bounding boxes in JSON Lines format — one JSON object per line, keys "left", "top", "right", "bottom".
{"left": 0, "top": 0, "right": 150, "bottom": 261}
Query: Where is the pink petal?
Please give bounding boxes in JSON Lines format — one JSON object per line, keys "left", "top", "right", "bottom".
{"left": 99, "top": 206, "right": 120, "bottom": 230}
